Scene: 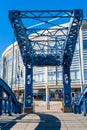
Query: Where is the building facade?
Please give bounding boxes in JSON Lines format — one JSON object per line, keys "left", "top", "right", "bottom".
{"left": 1, "top": 20, "right": 87, "bottom": 101}
{"left": 0, "top": 58, "right": 3, "bottom": 78}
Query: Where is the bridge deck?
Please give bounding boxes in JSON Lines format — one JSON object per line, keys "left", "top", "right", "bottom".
{"left": 0, "top": 111, "right": 87, "bottom": 130}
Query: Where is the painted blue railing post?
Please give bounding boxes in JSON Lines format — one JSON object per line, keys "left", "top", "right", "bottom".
{"left": 4, "top": 100, "right": 7, "bottom": 114}
{"left": 0, "top": 78, "right": 19, "bottom": 114}
{"left": 8, "top": 96, "right": 12, "bottom": 116}
{"left": 14, "top": 104, "right": 18, "bottom": 114}
{"left": 83, "top": 96, "right": 86, "bottom": 116}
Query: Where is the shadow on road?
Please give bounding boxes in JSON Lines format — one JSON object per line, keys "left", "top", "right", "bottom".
{"left": 35, "top": 113, "right": 61, "bottom": 130}
{"left": 2, "top": 113, "right": 61, "bottom": 130}
{"left": 1, "top": 114, "right": 27, "bottom": 130}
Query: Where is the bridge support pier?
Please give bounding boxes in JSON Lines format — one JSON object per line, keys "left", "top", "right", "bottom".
{"left": 62, "top": 63, "right": 72, "bottom": 112}
{"left": 24, "top": 64, "right": 33, "bottom": 113}
{"left": 62, "top": 106, "right": 72, "bottom": 113}
{"left": 23, "top": 107, "right": 33, "bottom": 113}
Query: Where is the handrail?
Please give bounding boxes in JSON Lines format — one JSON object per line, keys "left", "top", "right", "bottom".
{"left": 0, "top": 78, "right": 17, "bottom": 105}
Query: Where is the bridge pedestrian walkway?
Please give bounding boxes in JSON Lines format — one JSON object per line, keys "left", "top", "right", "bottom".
{"left": 0, "top": 112, "right": 87, "bottom": 130}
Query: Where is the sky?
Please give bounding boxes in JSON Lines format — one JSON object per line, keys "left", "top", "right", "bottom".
{"left": 0, "top": 0, "right": 87, "bottom": 58}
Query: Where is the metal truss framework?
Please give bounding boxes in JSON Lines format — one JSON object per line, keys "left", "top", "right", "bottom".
{"left": 9, "top": 10, "right": 83, "bottom": 111}
{"left": 0, "top": 78, "right": 21, "bottom": 115}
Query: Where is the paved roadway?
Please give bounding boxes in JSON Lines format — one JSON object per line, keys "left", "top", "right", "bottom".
{"left": 0, "top": 101, "right": 87, "bottom": 130}
{"left": 0, "top": 113, "right": 87, "bottom": 130}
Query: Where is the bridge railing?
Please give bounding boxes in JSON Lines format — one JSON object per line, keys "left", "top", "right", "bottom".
{"left": 0, "top": 78, "right": 23, "bottom": 115}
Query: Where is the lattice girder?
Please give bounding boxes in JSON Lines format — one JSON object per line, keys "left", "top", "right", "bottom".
{"left": 9, "top": 9, "right": 83, "bottom": 66}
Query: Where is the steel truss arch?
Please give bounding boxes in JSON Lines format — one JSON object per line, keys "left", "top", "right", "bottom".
{"left": 0, "top": 78, "right": 21, "bottom": 115}
{"left": 9, "top": 9, "right": 83, "bottom": 112}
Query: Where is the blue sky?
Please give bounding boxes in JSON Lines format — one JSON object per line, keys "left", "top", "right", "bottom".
{"left": 0, "top": 0, "right": 87, "bottom": 58}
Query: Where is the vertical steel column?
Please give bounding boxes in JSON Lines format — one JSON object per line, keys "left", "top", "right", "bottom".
{"left": 83, "top": 96, "right": 86, "bottom": 116}
{"left": 8, "top": 96, "right": 12, "bottom": 115}
{"left": 0, "top": 86, "right": 3, "bottom": 115}
{"left": 14, "top": 104, "right": 18, "bottom": 114}
{"left": 4, "top": 100, "right": 6, "bottom": 114}
{"left": 62, "top": 63, "right": 72, "bottom": 112}
{"left": 24, "top": 63, "right": 33, "bottom": 113}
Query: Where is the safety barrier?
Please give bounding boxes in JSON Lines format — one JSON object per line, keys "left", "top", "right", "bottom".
{"left": 73, "top": 86, "right": 87, "bottom": 116}
{"left": 0, "top": 78, "right": 23, "bottom": 115}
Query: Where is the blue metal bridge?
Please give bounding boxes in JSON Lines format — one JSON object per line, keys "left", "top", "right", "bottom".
{"left": 9, "top": 9, "right": 83, "bottom": 113}
{"left": 73, "top": 86, "right": 87, "bottom": 115}
{"left": 0, "top": 78, "right": 22, "bottom": 115}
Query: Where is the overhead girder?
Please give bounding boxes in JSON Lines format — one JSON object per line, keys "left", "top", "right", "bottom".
{"left": 9, "top": 9, "right": 83, "bottom": 66}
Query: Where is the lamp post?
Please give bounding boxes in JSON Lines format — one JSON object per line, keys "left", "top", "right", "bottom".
{"left": 45, "top": 67, "right": 50, "bottom": 110}
{"left": 11, "top": 42, "right": 14, "bottom": 90}
{"left": 79, "top": 28, "right": 84, "bottom": 92}
{"left": 17, "top": 50, "right": 20, "bottom": 102}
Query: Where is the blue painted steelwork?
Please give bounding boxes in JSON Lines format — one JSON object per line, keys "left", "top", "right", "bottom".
{"left": 62, "top": 10, "right": 83, "bottom": 108}
{"left": 24, "top": 64, "right": 33, "bottom": 107}
{"left": 0, "top": 78, "right": 22, "bottom": 115}
{"left": 78, "top": 86, "right": 87, "bottom": 106}
{"left": 62, "top": 65, "right": 71, "bottom": 107}
{"left": 73, "top": 86, "right": 87, "bottom": 115}
{"left": 9, "top": 10, "right": 83, "bottom": 110}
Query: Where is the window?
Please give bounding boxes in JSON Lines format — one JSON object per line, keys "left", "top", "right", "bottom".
{"left": 83, "top": 40, "right": 87, "bottom": 50}
{"left": 7, "top": 59, "right": 12, "bottom": 66}
{"left": 33, "top": 73, "right": 45, "bottom": 82}
{"left": 71, "top": 71, "right": 75, "bottom": 80}
{"left": 75, "top": 42, "right": 79, "bottom": 51}
{"left": 57, "top": 72, "right": 62, "bottom": 80}
{"left": 38, "top": 73, "right": 45, "bottom": 82}
{"left": 71, "top": 70, "right": 80, "bottom": 80}
{"left": 48, "top": 71, "right": 56, "bottom": 81}
{"left": 84, "top": 69, "right": 87, "bottom": 80}
{"left": 75, "top": 70, "right": 80, "bottom": 79}
{"left": 33, "top": 74, "right": 38, "bottom": 82}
